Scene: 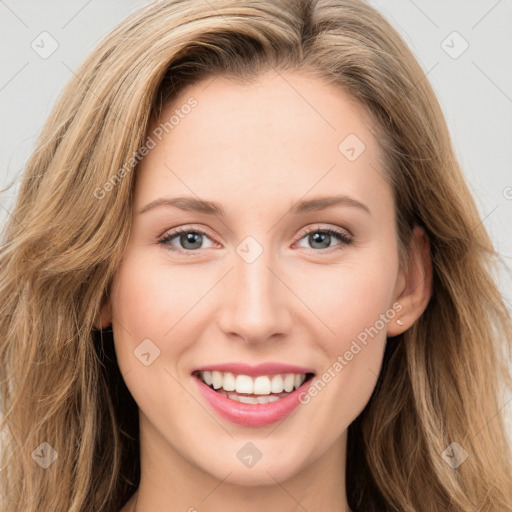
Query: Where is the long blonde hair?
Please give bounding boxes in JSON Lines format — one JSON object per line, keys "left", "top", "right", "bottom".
{"left": 1, "top": 0, "right": 511, "bottom": 510}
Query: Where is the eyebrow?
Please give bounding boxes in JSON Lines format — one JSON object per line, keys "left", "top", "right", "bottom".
{"left": 138, "top": 194, "right": 371, "bottom": 216}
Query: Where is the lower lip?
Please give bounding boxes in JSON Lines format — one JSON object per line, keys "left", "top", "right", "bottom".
{"left": 193, "top": 375, "right": 314, "bottom": 427}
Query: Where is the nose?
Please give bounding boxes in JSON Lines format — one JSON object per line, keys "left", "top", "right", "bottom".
{"left": 216, "top": 240, "right": 293, "bottom": 344}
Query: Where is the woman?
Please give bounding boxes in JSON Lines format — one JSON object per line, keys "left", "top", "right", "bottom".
{"left": 1, "top": 0, "right": 511, "bottom": 510}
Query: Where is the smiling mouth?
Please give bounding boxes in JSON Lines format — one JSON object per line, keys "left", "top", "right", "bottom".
{"left": 192, "top": 370, "right": 315, "bottom": 404}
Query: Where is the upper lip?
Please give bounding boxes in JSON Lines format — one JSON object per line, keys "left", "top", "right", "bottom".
{"left": 192, "top": 362, "right": 316, "bottom": 377}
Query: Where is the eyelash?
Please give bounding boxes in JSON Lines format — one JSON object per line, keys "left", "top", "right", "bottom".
{"left": 157, "top": 225, "right": 353, "bottom": 256}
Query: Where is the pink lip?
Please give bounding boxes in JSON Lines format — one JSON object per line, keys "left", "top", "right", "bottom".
{"left": 192, "top": 362, "right": 315, "bottom": 376}
{"left": 193, "top": 374, "right": 314, "bottom": 427}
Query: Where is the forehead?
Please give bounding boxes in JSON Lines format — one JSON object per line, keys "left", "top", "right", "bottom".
{"left": 135, "top": 69, "right": 392, "bottom": 219}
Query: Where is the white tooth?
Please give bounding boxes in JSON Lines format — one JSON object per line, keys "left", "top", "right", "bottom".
{"left": 257, "top": 395, "right": 272, "bottom": 404}
{"left": 202, "top": 371, "right": 213, "bottom": 386}
{"left": 267, "top": 395, "right": 280, "bottom": 402}
{"left": 228, "top": 393, "right": 240, "bottom": 402}
{"left": 212, "top": 371, "right": 223, "bottom": 389}
{"left": 294, "top": 374, "right": 306, "bottom": 389}
{"left": 223, "top": 372, "right": 236, "bottom": 391}
{"left": 270, "top": 374, "right": 284, "bottom": 393}
{"left": 238, "top": 395, "right": 259, "bottom": 404}
{"left": 253, "top": 376, "right": 271, "bottom": 395}
{"left": 235, "top": 374, "right": 253, "bottom": 394}
{"left": 283, "top": 373, "right": 295, "bottom": 392}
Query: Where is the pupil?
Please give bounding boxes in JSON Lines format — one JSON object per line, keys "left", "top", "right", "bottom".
{"left": 310, "top": 232, "right": 329, "bottom": 249}
{"left": 182, "top": 232, "right": 202, "bottom": 249}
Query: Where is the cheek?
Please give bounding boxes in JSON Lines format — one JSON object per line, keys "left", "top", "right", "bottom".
{"left": 110, "top": 250, "right": 204, "bottom": 343}
{"left": 336, "top": 273, "right": 394, "bottom": 347}
{"left": 299, "top": 269, "right": 394, "bottom": 434}
{"left": 298, "top": 248, "right": 397, "bottom": 413}
{"left": 300, "top": 255, "right": 397, "bottom": 351}
{"left": 109, "top": 253, "right": 200, "bottom": 415}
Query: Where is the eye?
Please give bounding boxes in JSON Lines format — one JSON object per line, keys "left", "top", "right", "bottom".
{"left": 158, "top": 226, "right": 217, "bottom": 254}
{"left": 158, "top": 224, "right": 353, "bottom": 255}
{"left": 294, "top": 225, "right": 353, "bottom": 251}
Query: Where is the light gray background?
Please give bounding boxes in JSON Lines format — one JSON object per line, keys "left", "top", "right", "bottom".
{"left": 1, "top": 0, "right": 511, "bottom": 435}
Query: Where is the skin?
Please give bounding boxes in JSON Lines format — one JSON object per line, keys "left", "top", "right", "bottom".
{"left": 97, "top": 69, "right": 432, "bottom": 512}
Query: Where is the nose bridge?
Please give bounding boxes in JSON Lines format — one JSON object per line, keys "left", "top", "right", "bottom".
{"left": 218, "top": 235, "right": 291, "bottom": 343}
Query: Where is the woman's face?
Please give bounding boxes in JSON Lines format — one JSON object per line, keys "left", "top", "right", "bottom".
{"left": 105, "top": 70, "right": 410, "bottom": 488}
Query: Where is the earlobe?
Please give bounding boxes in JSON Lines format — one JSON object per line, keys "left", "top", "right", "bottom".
{"left": 387, "top": 225, "right": 433, "bottom": 337}
{"left": 94, "top": 299, "right": 113, "bottom": 331}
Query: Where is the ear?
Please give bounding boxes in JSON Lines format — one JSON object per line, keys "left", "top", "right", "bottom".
{"left": 387, "top": 225, "right": 433, "bottom": 337}
{"left": 94, "top": 298, "right": 112, "bottom": 331}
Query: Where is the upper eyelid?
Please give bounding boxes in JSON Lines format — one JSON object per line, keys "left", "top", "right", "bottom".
{"left": 296, "top": 224, "right": 352, "bottom": 239}
{"left": 159, "top": 225, "right": 217, "bottom": 242}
